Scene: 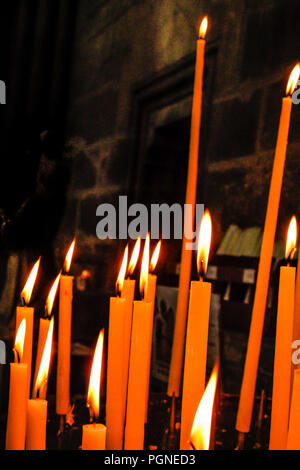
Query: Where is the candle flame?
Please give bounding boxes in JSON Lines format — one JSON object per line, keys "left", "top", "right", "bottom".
{"left": 286, "top": 216, "right": 297, "bottom": 260}
{"left": 14, "top": 319, "right": 26, "bottom": 363}
{"left": 128, "top": 237, "right": 141, "bottom": 276}
{"left": 140, "top": 234, "right": 150, "bottom": 299}
{"left": 189, "top": 364, "right": 218, "bottom": 450}
{"left": 20, "top": 258, "right": 40, "bottom": 305}
{"left": 116, "top": 245, "right": 128, "bottom": 295}
{"left": 33, "top": 317, "right": 54, "bottom": 398}
{"left": 45, "top": 272, "right": 61, "bottom": 316}
{"left": 199, "top": 16, "right": 208, "bottom": 39}
{"left": 286, "top": 64, "right": 300, "bottom": 96}
{"left": 64, "top": 238, "right": 75, "bottom": 273}
{"left": 150, "top": 240, "right": 161, "bottom": 273}
{"left": 87, "top": 328, "right": 104, "bottom": 421}
{"left": 197, "top": 210, "right": 212, "bottom": 277}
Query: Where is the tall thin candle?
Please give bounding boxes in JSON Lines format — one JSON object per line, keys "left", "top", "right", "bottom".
{"left": 180, "top": 211, "right": 212, "bottom": 449}
{"left": 82, "top": 329, "right": 106, "bottom": 450}
{"left": 120, "top": 238, "right": 140, "bottom": 428}
{"left": 16, "top": 258, "right": 40, "bottom": 398}
{"left": 6, "top": 319, "right": 28, "bottom": 450}
{"left": 124, "top": 235, "right": 152, "bottom": 450}
{"left": 34, "top": 272, "right": 61, "bottom": 399}
{"left": 56, "top": 239, "right": 75, "bottom": 418}
{"left": 236, "top": 64, "right": 300, "bottom": 436}
{"left": 26, "top": 317, "right": 54, "bottom": 450}
{"left": 269, "top": 217, "right": 297, "bottom": 449}
{"left": 168, "top": 17, "right": 208, "bottom": 397}
{"left": 106, "top": 247, "right": 127, "bottom": 450}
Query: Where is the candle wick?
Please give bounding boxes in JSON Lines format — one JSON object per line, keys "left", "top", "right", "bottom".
{"left": 188, "top": 439, "right": 196, "bottom": 451}
{"left": 13, "top": 348, "right": 20, "bottom": 363}
{"left": 20, "top": 296, "right": 26, "bottom": 307}
{"left": 199, "top": 259, "right": 205, "bottom": 281}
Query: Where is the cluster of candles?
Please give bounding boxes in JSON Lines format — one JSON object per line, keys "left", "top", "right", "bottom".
{"left": 5, "top": 211, "right": 219, "bottom": 451}
{"left": 6, "top": 240, "right": 75, "bottom": 450}
{"left": 165, "top": 16, "right": 300, "bottom": 450}
{"left": 4, "top": 15, "right": 300, "bottom": 451}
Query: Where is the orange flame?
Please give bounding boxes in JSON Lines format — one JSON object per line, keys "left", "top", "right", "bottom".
{"left": 128, "top": 237, "right": 141, "bottom": 276}
{"left": 140, "top": 234, "right": 150, "bottom": 299}
{"left": 150, "top": 240, "right": 161, "bottom": 273}
{"left": 45, "top": 272, "right": 61, "bottom": 316}
{"left": 197, "top": 210, "right": 212, "bottom": 277}
{"left": 87, "top": 329, "right": 104, "bottom": 421}
{"left": 14, "top": 318, "right": 26, "bottom": 363}
{"left": 190, "top": 364, "right": 218, "bottom": 450}
{"left": 199, "top": 16, "right": 208, "bottom": 39}
{"left": 33, "top": 317, "right": 54, "bottom": 398}
{"left": 286, "top": 64, "right": 300, "bottom": 95}
{"left": 64, "top": 238, "right": 75, "bottom": 273}
{"left": 116, "top": 245, "right": 128, "bottom": 295}
{"left": 286, "top": 216, "right": 297, "bottom": 260}
{"left": 21, "top": 258, "right": 40, "bottom": 305}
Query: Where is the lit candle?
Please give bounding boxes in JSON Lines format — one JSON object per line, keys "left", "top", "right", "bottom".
{"left": 106, "top": 247, "right": 127, "bottom": 450}
{"left": 6, "top": 319, "right": 28, "bottom": 450}
{"left": 124, "top": 236, "right": 152, "bottom": 450}
{"left": 82, "top": 329, "right": 106, "bottom": 450}
{"left": 286, "top": 369, "right": 300, "bottom": 450}
{"left": 56, "top": 239, "right": 75, "bottom": 418}
{"left": 144, "top": 240, "right": 161, "bottom": 422}
{"left": 120, "top": 238, "right": 140, "bottom": 428}
{"left": 180, "top": 210, "right": 212, "bottom": 450}
{"left": 269, "top": 217, "right": 297, "bottom": 449}
{"left": 16, "top": 258, "right": 40, "bottom": 397}
{"left": 33, "top": 272, "right": 61, "bottom": 400}
{"left": 26, "top": 317, "right": 54, "bottom": 450}
{"left": 168, "top": 17, "right": 208, "bottom": 398}
{"left": 236, "top": 64, "right": 300, "bottom": 435}
{"left": 189, "top": 364, "right": 218, "bottom": 450}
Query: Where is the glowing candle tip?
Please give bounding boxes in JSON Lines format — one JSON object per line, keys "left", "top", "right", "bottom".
{"left": 197, "top": 210, "right": 212, "bottom": 278}
{"left": 33, "top": 317, "right": 54, "bottom": 398}
{"left": 116, "top": 245, "right": 128, "bottom": 295}
{"left": 45, "top": 272, "right": 61, "bottom": 317}
{"left": 199, "top": 16, "right": 208, "bottom": 39}
{"left": 140, "top": 234, "right": 150, "bottom": 299}
{"left": 286, "top": 64, "right": 300, "bottom": 96}
{"left": 127, "top": 237, "right": 141, "bottom": 277}
{"left": 14, "top": 318, "right": 26, "bottom": 363}
{"left": 150, "top": 240, "right": 161, "bottom": 273}
{"left": 190, "top": 364, "right": 218, "bottom": 450}
{"left": 87, "top": 329, "right": 104, "bottom": 422}
{"left": 286, "top": 216, "right": 297, "bottom": 260}
{"left": 64, "top": 238, "right": 76, "bottom": 273}
{"left": 20, "top": 257, "right": 40, "bottom": 305}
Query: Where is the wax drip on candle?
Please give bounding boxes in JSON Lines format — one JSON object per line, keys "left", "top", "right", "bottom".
{"left": 127, "top": 238, "right": 141, "bottom": 279}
